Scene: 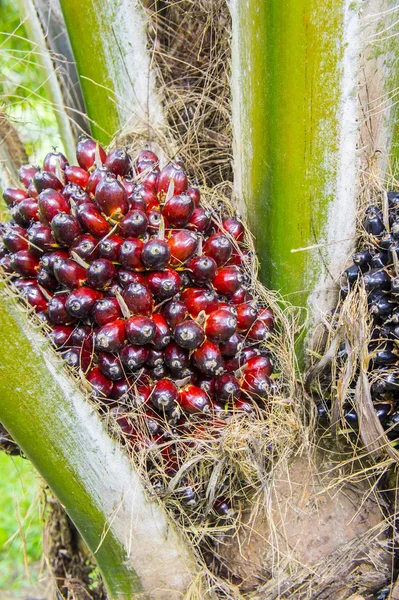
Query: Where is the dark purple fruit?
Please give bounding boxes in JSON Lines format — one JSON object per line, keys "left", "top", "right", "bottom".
{"left": 104, "top": 148, "right": 130, "bottom": 176}
{"left": 76, "top": 136, "right": 106, "bottom": 170}
{"left": 95, "top": 173, "right": 129, "bottom": 219}
{"left": 70, "top": 234, "right": 98, "bottom": 263}
{"left": 162, "top": 194, "right": 194, "bottom": 227}
{"left": 141, "top": 238, "right": 171, "bottom": 270}
{"left": 119, "top": 238, "right": 144, "bottom": 270}
{"left": 162, "top": 300, "right": 188, "bottom": 328}
{"left": 192, "top": 341, "right": 224, "bottom": 377}
{"left": 152, "top": 314, "right": 171, "bottom": 349}
{"left": 120, "top": 345, "right": 149, "bottom": 371}
{"left": 48, "top": 294, "right": 77, "bottom": 325}
{"left": 205, "top": 309, "right": 237, "bottom": 343}
{"left": 10, "top": 250, "right": 40, "bottom": 277}
{"left": 53, "top": 257, "right": 87, "bottom": 288}
{"left": 93, "top": 297, "right": 122, "bottom": 326}
{"left": 98, "top": 234, "right": 123, "bottom": 261}
{"left": 215, "top": 374, "right": 241, "bottom": 402}
{"left": 174, "top": 320, "right": 205, "bottom": 349}
{"left": 98, "top": 353, "right": 124, "bottom": 381}
{"left": 76, "top": 203, "right": 111, "bottom": 238}
{"left": 122, "top": 282, "right": 153, "bottom": 315}
{"left": 164, "top": 342, "right": 190, "bottom": 371}
{"left": 33, "top": 170, "right": 63, "bottom": 193}
{"left": 178, "top": 385, "right": 210, "bottom": 414}
{"left": 147, "top": 269, "right": 181, "bottom": 300}
{"left": 51, "top": 213, "right": 82, "bottom": 247}
{"left": 125, "top": 315, "right": 156, "bottom": 345}
{"left": 151, "top": 379, "right": 178, "bottom": 411}
{"left": 87, "top": 259, "right": 116, "bottom": 290}
{"left": 204, "top": 233, "right": 233, "bottom": 267}
{"left": 118, "top": 210, "right": 148, "bottom": 238}
{"left": 87, "top": 367, "right": 113, "bottom": 399}
{"left": 189, "top": 255, "right": 217, "bottom": 284}
{"left": 66, "top": 287, "right": 102, "bottom": 319}
{"left": 38, "top": 189, "right": 70, "bottom": 225}
{"left": 95, "top": 320, "right": 126, "bottom": 353}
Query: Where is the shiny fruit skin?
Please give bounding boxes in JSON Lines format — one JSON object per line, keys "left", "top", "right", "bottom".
{"left": 120, "top": 345, "right": 149, "bottom": 372}
{"left": 146, "top": 348, "right": 164, "bottom": 368}
{"left": 69, "top": 188, "right": 91, "bottom": 207}
{"left": 157, "top": 163, "right": 188, "bottom": 195}
{"left": 95, "top": 319, "right": 126, "bottom": 353}
{"left": 98, "top": 234, "right": 123, "bottom": 261}
{"left": 16, "top": 199, "right": 39, "bottom": 227}
{"left": 214, "top": 374, "right": 241, "bottom": 402}
{"left": 10, "top": 250, "right": 40, "bottom": 277}
{"left": 122, "top": 282, "right": 153, "bottom": 315}
{"left": 162, "top": 194, "right": 194, "bottom": 227}
{"left": 66, "top": 287, "right": 102, "bottom": 319}
{"left": 95, "top": 174, "right": 129, "bottom": 219}
{"left": 119, "top": 238, "right": 144, "bottom": 270}
{"left": 125, "top": 315, "right": 156, "bottom": 345}
{"left": 203, "top": 233, "right": 233, "bottom": 267}
{"left": 192, "top": 341, "right": 224, "bottom": 377}
{"left": 244, "top": 355, "right": 273, "bottom": 377}
{"left": 64, "top": 166, "right": 88, "bottom": 189}
{"left": 147, "top": 210, "right": 165, "bottom": 234}
{"left": 3, "top": 188, "right": 29, "bottom": 207}
{"left": 178, "top": 385, "right": 210, "bottom": 414}
{"left": 104, "top": 148, "right": 131, "bottom": 176}
{"left": 18, "top": 281, "right": 48, "bottom": 312}
{"left": 205, "top": 308, "right": 237, "bottom": 343}
{"left": 147, "top": 268, "right": 181, "bottom": 300}
{"left": 174, "top": 320, "right": 205, "bottom": 349}
{"left": 98, "top": 352, "right": 124, "bottom": 381}
{"left": 187, "top": 207, "right": 211, "bottom": 233}
{"left": 18, "top": 164, "right": 38, "bottom": 188}
{"left": 241, "top": 371, "right": 270, "bottom": 400}
{"left": 3, "top": 225, "right": 29, "bottom": 253}
{"left": 189, "top": 255, "right": 217, "bottom": 284}
{"left": 162, "top": 300, "right": 188, "bottom": 328}
{"left": 71, "top": 325, "right": 94, "bottom": 351}
{"left": 230, "top": 287, "right": 249, "bottom": 305}
{"left": 43, "top": 151, "right": 68, "bottom": 173}
{"left": 234, "top": 398, "right": 254, "bottom": 413}
{"left": 222, "top": 216, "right": 244, "bottom": 242}
{"left": 87, "top": 166, "right": 109, "bottom": 196}
{"left": 48, "top": 294, "right": 77, "bottom": 325}
{"left": 33, "top": 170, "right": 63, "bottom": 193}
{"left": 62, "top": 347, "right": 91, "bottom": 372}
{"left": 219, "top": 332, "right": 244, "bottom": 357}
{"left": 27, "top": 223, "right": 56, "bottom": 256}
{"left": 186, "top": 186, "right": 200, "bottom": 206}
{"left": 137, "top": 149, "right": 159, "bottom": 165}
{"left": 141, "top": 238, "right": 171, "bottom": 270}
{"left": 51, "top": 213, "right": 82, "bottom": 247}
{"left": 236, "top": 303, "right": 258, "bottom": 331}
{"left": 53, "top": 257, "right": 87, "bottom": 288}
{"left": 92, "top": 297, "right": 122, "bottom": 326}
{"left": 117, "top": 269, "right": 145, "bottom": 288}
{"left": 257, "top": 307, "right": 275, "bottom": 330}
{"left": 212, "top": 266, "right": 243, "bottom": 297}
{"left": 152, "top": 314, "right": 171, "bottom": 349}
{"left": 70, "top": 234, "right": 98, "bottom": 263}
{"left": 40, "top": 249, "right": 68, "bottom": 275}
{"left": 49, "top": 325, "right": 74, "bottom": 348}
{"left": 87, "top": 367, "right": 113, "bottom": 399}
{"left": 87, "top": 259, "right": 116, "bottom": 290}
{"left": 118, "top": 209, "right": 148, "bottom": 238}
{"left": 151, "top": 379, "right": 178, "bottom": 411}
{"left": 168, "top": 230, "right": 198, "bottom": 266}
{"left": 184, "top": 289, "right": 219, "bottom": 317}
{"left": 247, "top": 319, "right": 270, "bottom": 342}
{"left": 76, "top": 137, "right": 106, "bottom": 170}
{"left": 76, "top": 203, "right": 111, "bottom": 238}
{"left": 164, "top": 342, "right": 190, "bottom": 371}
{"left": 37, "top": 267, "right": 58, "bottom": 291}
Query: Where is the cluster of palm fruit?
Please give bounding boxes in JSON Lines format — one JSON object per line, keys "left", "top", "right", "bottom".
{"left": 333, "top": 194, "right": 399, "bottom": 437}
{"left": 0, "top": 138, "right": 274, "bottom": 510}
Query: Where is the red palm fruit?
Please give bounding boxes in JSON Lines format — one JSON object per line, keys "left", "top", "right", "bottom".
{"left": 194, "top": 376, "right": 215, "bottom": 398}
{"left": 236, "top": 303, "right": 258, "bottom": 331}
{"left": 126, "top": 315, "right": 156, "bottom": 345}
{"left": 107, "top": 281, "right": 124, "bottom": 297}
{"left": 186, "top": 186, "right": 200, "bottom": 207}
{"left": 87, "top": 367, "right": 113, "bottom": 399}
{"left": 71, "top": 325, "right": 94, "bottom": 351}
{"left": 76, "top": 203, "right": 111, "bottom": 238}
{"left": 187, "top": 207, "right": 211, "bottom": 233}
{"left": 66, "top": 287, "right": 102, "bottom": 319}
{"left": 33, "top": 170, "right": 63, "bottom": 193}
{"left": 18, "top": 164, "right": 38, "bottom": 188}
{"left": 222, "top": 216, "right": 244, "bottom": 242}
{"left": 147, "top": 268, "right": 181, "bottom": 300}
{"left": 98, "top": 352, "right": 124, "bottom": 381}
{"left": 117, "top": 270, "right": 146, "bottom": 288}
{"left": 147, "top": 210, "right": 166, "bottom": 234}
{"left": 104, "top": 148, "right": 130, "bottom": 176}
{"left": 49, "top": 325, "right": 74, "bottom": 348}
{"left": 143, "top": 409, "right": 163, "bottom": 436}
{"left": 27, "top": 183, "right": 39, "bottom": 199}
{"left": 121, "top": 176, "right": 135, "bottom": 196}
{"left": 2, "top": 188, "right": 29, "bottom": 207}
{"left": 214, "top": 497, "right": 232, "bottom": 516}
{"left": 0, "top": 255, "right": 12, "bottom": 273}
{"left": 65, "top": 165, "right": 89, "bottom": 188}
{"left": 241, "top": 371, "right": 270, "bottom": 399}
{"left": 127, "top": 193, "right": 146, "bottom": 213}
{"left": 133, "top": 384, "right": 152, "bottom": 407}
{"left": 118, "top": 209, "right": 148, "bottom": 238}
{"left": 120, "top": 344, "right": 149, "bottom": 372}
{"left": 140, "top": 169, "right": 159, "bottom": 191}
{"left": 62, "top": 347, "right": 91, "bottom": 372}
{"left": 51, "top": 213, "right": 82, "bottom": 246}
{"left": 192, "top": 341, "right": 224, "bottom": 377}
{"left": 3, "top": 225, "right": 29, "bottom": 253}
{"left": 164, "top": 342, "right": 190, "bottom": 371}
{"left": 189, "top": 255, "right": 217, "bottom": 284}
{"left": 257, "top": 307, "right": 275, "bottom": 330}
{"left": 184, "top": 289, "right": 219, "bottom": 317}
{"left": 231, "top": 287, "right": 248, "bottom": 305}
{"left": 37, "top": 268, "right": 58, "bottom": 291}
{"left": 149, "top": 363, "right": 169, "bottom": 381}
{"left": 178, "top": 385, "right": 210, "bottom": 414}
{"left": 27, "top": 223, "right": 56, "bottom": 256}
{"left": 38, "top": 189, "right": 70, "bottom": 225}
{"left": 219, "top": 332, "right": 244, "bottom": 357}
{"left": 152, "top": 314, "right": 171, "bottom": 349}
{"left": 16, "top": 198, "right": 39, "bottom": 226}
{"left": 151, "top": 379, "right": 178, "bottom": 411}
{"left": 76, "top": 136, "right": 106, "bottom": 170}
{"left": 162, "top": 194, "right": 194, "bottom": 227}
{"left": 141, "top": 238, "right": 171, "bottom": 270}
{"left": 174, "top": 320, "right": 205, "bottom": 349}
{"left": 137, "top": 149, "right": 159, "bottom": 165}
{"left": 215, "top": 374, "right": 241, "bottom": 402}
{"left": 224, "top": 347, "right": 259, "bottom": 371}
{"left": 203, "top": 233, "right": 233, "bottom": 266}
{"left": 119, "top": 238, "right": 144, "bottom": 270}
{"left": 122, "top": 282, "right": 153, "bottom": 315}
{"left": 234, "top": 398, "right": 254, "bottom": 413}
{"left": 168, "top": 230, "right": 198, "bottom": 266}
{"left": 86, "top": 166, "right": 109, "bottom": 196}
{"left": 40, "top": 249, "right": 68, "bottom": 274}
{"left": 98, "top": 234, "right": 123, "bottom": 261}
{"left": 48, "top": 294, "right": 77, "bottom": 325}
{"left": 69, "top": 188, "right": 91, "bottom": 207}
{"left": 92, "top": 297, "right": 122, "bottom": 326}
{"left": 205, "top": 308, "right": 237, "bottom": 343}
{"left": 10, "top": 251, "right": 40, "bottom": 277}
{"left": 95, "top": 319, "right": 125, "bottom": 353}
{"left": 62, "top": 182, "right": 80, "bottom": 201}
{"left": 43, "top": 150, "right": 68, "bottom": 173}
{"left": 162, "top": 300, "right": 188, "bottom": 328}
{"left": 112, "top": 377, "right": 135, "bottom": 402}
{"left": 53, "top": 257, "right": 87, "bottom": 288}
{"left": 247, "top": 319, "right": 270, "bottom": 342}
{"left": 217, "top": 301, "right": 237, "bottom": 314}
{"left": 87, "top": 258, "right": 116, "bottom": 290}
{"left": 137, "top": 158, "right": 158, "bottom": 176}
{"left": 133, "top": 184, "right": 158, "bottom": 209}
{"left": 157, "top": 163, "right": 188, "bottom": 195}
{"left": 18, "top": 281, "right": 48, "bottom": 312}
{"left": 146, "top": 348, "right": 164, "bottom": 368}
{"left": 70, "top": 234, "right": 98, "bottom": 263}
{"left": 212, "top": 266, "right": 243, "bottom": 297}
{"left": 244, "top": 355, "right": 273, "bottom": 377}
{"left": 95, "top": 173, "right": 129, "bottom": 219}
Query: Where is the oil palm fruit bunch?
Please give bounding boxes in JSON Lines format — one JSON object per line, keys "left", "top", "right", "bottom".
{"left": 331, "top": 193, "right": 399, "bottom": 437}
{"left": 0, "top": 137, "right": 275, "bottom": 504}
